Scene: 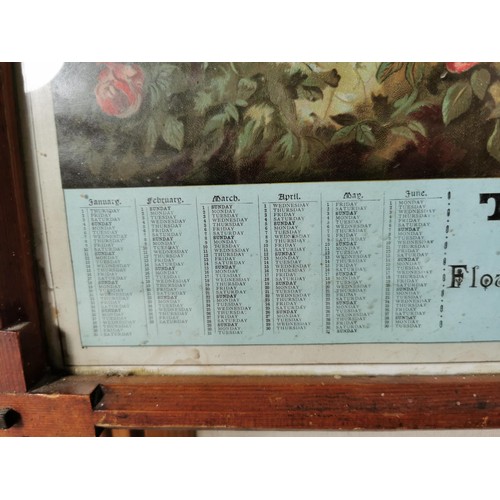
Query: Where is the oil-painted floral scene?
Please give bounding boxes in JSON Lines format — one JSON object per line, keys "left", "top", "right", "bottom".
{"left": 51, "top": 62, "right": 500, "bottom": 188}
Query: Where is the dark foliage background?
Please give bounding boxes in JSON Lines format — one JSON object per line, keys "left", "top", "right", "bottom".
{"left": 51, "top": 62, "right": 500, "bottom": 188}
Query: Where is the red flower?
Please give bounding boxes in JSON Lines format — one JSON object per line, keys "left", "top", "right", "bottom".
{"left": 445, "top": 62, "right": 479, "bottom": 74}
{"left": 95, "top": 63, "right": 145, "bottom": 118}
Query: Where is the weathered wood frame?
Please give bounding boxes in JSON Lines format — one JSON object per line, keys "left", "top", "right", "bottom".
{"left": 1, "top": 62, "right": 500, "bottom": 436}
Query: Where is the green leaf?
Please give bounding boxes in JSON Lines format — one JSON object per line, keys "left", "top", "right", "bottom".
{"left": 237, "top": 78, "right": 258, "bottom": 100}
{"left": 330, "top": 113, "right": 357, "bottom": 126}
{"left": 194, "top": 91, "right": 213, "bottom": 114}
{"left": 287, "top": 63, "right": 311, "bottom": 76}
{"left": 150, "top": 84, "right": 160, "bottom": 107}
{"left": 301, "top": 74, "right": 323, "bottom": 88}
{"left": 234, "top": 120, "right": 261, "bottom": 161}
{"left": 161, "top": 115, "right": 184, "bottom": 151}
{"left": 203, "top": 113, "right": 228, "bottom": 135}
{"left": 275, "top": 132, "right": 298, "bottom": 158}
{"left": 320, "top": 69, "right": 341, "bottom": 88}
{"left": 268, "top": 132, "right": 314, "bottom": 173}
{"left": 287, "top": 69, "right": 308, "bottom": 88}
{"left": 244, "top": 104, "right": 275, "bottom": 127}
{"left": 391, "top": 126, "right": 418, "bottom": 145}
{"left": 297, "top": 137, "right": 311, "bottom": 171}
{"left": 356, "top": 124, "right": 376, "bottom": 147}
{"left": 391, "top": 89, "right": 418, "bottom": 117}
{"left": 442, "top": 81, "right": 473, "bottom": 125}
{"left": 155, "top": 64, "right": 188, "bottom": 96}
{"left": 235, "top": 107, "right": 280, "bottom": 164}
{"left": 225, "top": 103, "right": 239, "bottom": 122}
{"left": 298, "top": 85, "right": 323, "bottom": 102}
{"left": 211, "top": 73, "right": 232, "bottom": 102}
{"left": 192, "top": 127, "right": 225, "bottom": 167}
{"left": 487, "top": 119, "right": 500, "bottom": 162}
{"left": 405, "top": 101, "right": 431, "bottom": 115}
{"left": 487, "top": 105, "right": 500, "bottom": 120}
{"left": 376, "top": 62, "right": 404, "bottom": 83}
{"left": 236, "top": 120, "right": 256, "bottom": 146}
{"left": 405, "top": 63, "right": 424, "bottom": 87}
{"left": 407, "top": 120, "right": 427, "bottom": 137}
{"left": 235, "top": 99, "right": 248, "bottom": 107}
{"left": 471, "top": 68, "right": 491, "bottom": 100}
{"left": 331, "top": 124, "right": 357, "bottom": 144}
{"left": 145, "top": 119, "right": 158, "bottom": 157}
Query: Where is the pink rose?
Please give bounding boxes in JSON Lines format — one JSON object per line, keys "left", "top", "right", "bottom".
{"left": 445, "top": 62, "right": 479, "bottom": 74}
{"left": 95, "top": 63, "right": 145, "bottom": 118}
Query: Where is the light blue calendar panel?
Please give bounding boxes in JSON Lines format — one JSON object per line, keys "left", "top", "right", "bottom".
{"left": 64, "top": 179, "right": 500, "bottom": 346}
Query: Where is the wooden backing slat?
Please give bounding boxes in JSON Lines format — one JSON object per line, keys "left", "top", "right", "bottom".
{"left": 87, "top": 374, "right": 500, "bottom": 431}
{"left": 0, "top": 63, "right": 47, "bottom": 388}
{"left": 1, "top": 374, "right": 500, "bottom": 435}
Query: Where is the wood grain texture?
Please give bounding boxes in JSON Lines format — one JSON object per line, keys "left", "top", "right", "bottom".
{"left": 0, "top": 393, "right": 97, "bottom": 436}
{"left": 0, "top": 370, "right": 101, "bottom": 436}
{"left": 85, "top": 374, "right": 500, "bottom": 431}
{"left": 0, "top": 378, "right": 100, "bottom": 436}
{"left": 0, "top": 328, "right": 27, "bottom": 392}
{"left": 0, "top": 63, "right": 47, "bottom": 388}
{"left": 2, "top": 374, "right": 500, "bottom": 435}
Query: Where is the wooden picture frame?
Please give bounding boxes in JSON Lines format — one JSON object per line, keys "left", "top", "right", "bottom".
{"left": 1, "top": 61, "right": 500, "bottom": 436}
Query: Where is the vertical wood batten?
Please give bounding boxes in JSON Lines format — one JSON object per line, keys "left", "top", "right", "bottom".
{"left": 0, "top": 63, "right": 47, "bottom": 389}
{"left": 0, "top": 328, "right": 26, "bottom": 391}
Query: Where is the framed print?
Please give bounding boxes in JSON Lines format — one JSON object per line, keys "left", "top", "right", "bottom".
{"left": 19, "top": 62, "right": 500, "bottom": 374}
{"left": 4, "top": 61, "right": 500, "bottom": 436}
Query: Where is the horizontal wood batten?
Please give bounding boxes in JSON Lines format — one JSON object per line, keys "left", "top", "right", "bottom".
{"left": 1, "top": 374, "right": 500, "bottom": 435}
{"left": 84, "top": 374, "right": 500, "bottom": 431}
